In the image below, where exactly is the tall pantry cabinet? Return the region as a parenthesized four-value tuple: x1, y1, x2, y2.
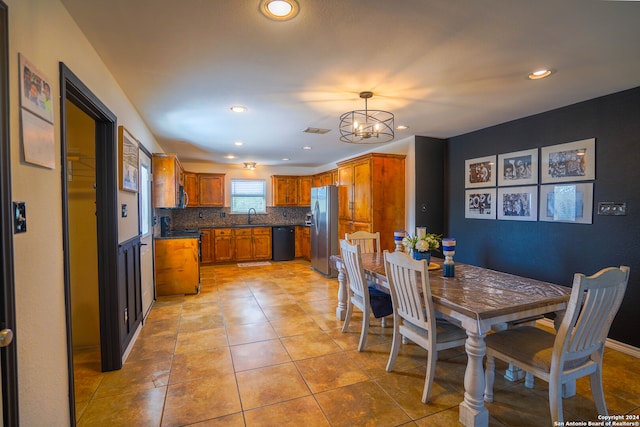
(337, 153, 405, 252)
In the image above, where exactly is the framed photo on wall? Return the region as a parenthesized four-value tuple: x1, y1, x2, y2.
(497, 186, 538, 221)
(541, 138, 595, 183)
(498, 148, 538, 186)
(465, 155, 496, 188)
(465, 189, 496, 219)
(539, 183, 593, 224)
(119, 126, 139, 192)
(19, 53, 54, 124)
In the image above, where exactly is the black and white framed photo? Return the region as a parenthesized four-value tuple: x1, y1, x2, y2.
(465, 189, 496, 219)
(497, 186, 538, 221)
(498, 148, 538, 186)
(465, 155, 496, 188)
(539, 183, 594, 224)
(541, 138, 595, 183)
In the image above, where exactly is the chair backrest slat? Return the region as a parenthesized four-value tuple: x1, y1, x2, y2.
(345, 231, 381, 254)
(340, 239, 367, 299)
(555, 266, 629, 363)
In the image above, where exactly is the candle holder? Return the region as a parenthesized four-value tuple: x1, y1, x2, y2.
(394, 230, 406, 252)
(442, 238, 456, 277)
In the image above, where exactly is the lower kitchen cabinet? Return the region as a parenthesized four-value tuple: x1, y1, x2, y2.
(154, 237, 200, 295)
(214, 228, 234, 262)
(200, 228, 213, 263)
(295, 226, 311, 260)
(234, 228, 253, 261)
(253, 227, 272, 260)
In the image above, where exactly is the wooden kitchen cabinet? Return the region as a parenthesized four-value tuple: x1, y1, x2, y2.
(198, 173, 225, 207)
(295, 226, 310, 260)
(234, 228, 253, 261)
(200, 228, 213, 263)
(252, 227, 272, 260)
(154, 237, 200, 295)
(298, 176, 312, 206)
(152, 153, 184, 208)
(337, 153, 405, 252)
(213, 228, 234, 262)
(272, 175, 299, 206)
(184, 172, 199, 207)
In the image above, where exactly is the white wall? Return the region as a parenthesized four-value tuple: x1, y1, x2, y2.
(7, 0, 163, 424)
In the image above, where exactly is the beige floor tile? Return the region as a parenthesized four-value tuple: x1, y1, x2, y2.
(169, 347, 234, 384)
(162, 374, 241, 427)
(295, 352, 370, 393)
(226, 321, 278, 346)
(188, 412, 245, 426)
(236, 362, 311, 410)
(179, 311, 225, 332)
(270, 316, 323, 337)
(280, 330, 343, 360)
(230, 339, 291, 371)
(175, 327, 228, 354)
(94, 358, 171, 398)
(125, 334, 177, 364)
(315, 380, 411, 427)
(78, 387, 166, 427)
(244, 396, 330, 426)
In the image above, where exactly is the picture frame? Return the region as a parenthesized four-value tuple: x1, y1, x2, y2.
(498, 148, 538, 186)
(465, 188, 496, 219)
(465, 155, 496, 188)
(119, 126, 139, 192)
(22, 108, 55, 169)
(541, 138, 595, 183)
(539, 183, 594, 224)
(19, 53, 54, 124)
(497, 186, 538, 221)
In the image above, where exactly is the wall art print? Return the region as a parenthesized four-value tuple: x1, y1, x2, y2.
(20, 53, 54, 124)
(465, 155, 496, 188)
(498, 148, 538, 186)
(465, 189, 496, 219)
(119, 126, 139, 192)
(541, 138, 595, 183)
(497, 186, 538, 221)
(539, 183, 593, 224)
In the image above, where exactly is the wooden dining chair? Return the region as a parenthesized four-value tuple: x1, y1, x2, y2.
(340, 239, 393, 351)
(484, 266, 630, 424)
(383, 250, 467, 403)
(345, 231, 381, 254)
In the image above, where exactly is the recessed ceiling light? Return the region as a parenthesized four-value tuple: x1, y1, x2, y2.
(234, 141, 244, 146)
(396, 125, 409, 130)
(528, 68, 555, 80)
(230, 105, 247, 113)
(282, 157, 290, 161)
(302, 146, 312, 150)
(260, 0, 299, 21)
(224, 155, 236, 159)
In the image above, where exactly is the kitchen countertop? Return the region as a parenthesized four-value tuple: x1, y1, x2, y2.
(155, 224, 307, 239)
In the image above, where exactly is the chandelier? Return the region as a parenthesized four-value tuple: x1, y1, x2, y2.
(339, 91, 394, 144)
(243, 162, 256, 170)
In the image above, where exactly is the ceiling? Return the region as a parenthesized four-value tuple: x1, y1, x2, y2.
(60, 0, 640, 168)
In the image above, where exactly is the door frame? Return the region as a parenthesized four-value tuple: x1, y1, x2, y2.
(59, 64, 120, 424)
(0, 1, 19, 425)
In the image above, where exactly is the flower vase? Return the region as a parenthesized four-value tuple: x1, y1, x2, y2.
(411, 250, 431, 264)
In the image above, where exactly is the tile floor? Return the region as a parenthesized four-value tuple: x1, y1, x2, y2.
(74, 260, 640, 426)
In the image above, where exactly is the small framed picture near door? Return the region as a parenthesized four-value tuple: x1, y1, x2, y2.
(465, 155, 496, 188)
(119, 126, 139, 192)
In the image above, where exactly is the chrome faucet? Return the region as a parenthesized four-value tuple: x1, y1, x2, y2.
(247, 208, 257, 224)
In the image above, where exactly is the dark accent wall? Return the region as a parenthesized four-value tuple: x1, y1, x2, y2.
(445, 86, 640, 348)
(414, 136, 446, 241)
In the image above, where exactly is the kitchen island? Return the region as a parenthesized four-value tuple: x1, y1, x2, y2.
(154, 232, 200, 296)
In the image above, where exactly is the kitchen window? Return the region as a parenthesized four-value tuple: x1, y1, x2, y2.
(230, 179, 266, 213)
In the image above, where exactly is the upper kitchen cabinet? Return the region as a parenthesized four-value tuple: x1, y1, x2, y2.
(272, 175, 299, 206)
(337, 153, 405, 252)
(152, 154, 184, 208)
(198, 173, 225, 207)
(184, 172, 199, 207)
(298, 176, 312, 206)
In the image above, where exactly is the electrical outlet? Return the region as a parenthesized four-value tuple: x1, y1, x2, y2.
(597, 202, 626, 216)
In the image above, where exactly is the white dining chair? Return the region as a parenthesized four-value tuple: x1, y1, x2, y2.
(383, 250, 467, 403)
(484, 266, 630, 424)
(345, 231, 381, 254)
(340, 239, 393, 351)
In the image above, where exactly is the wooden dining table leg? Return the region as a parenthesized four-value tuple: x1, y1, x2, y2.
(335, 263, 347, 320)
(459, 330, 489, 427)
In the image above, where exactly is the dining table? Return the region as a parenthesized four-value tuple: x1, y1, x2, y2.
(330, 252, 572, 427)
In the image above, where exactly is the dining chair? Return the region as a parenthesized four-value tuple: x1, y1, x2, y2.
(340, 239, 393, 351)
(345, 230, 381, 254)
(383, 250, 467, 403)
(484, 266, 630, 423)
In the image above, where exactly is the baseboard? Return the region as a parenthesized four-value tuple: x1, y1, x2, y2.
(537, 318, 640, 358)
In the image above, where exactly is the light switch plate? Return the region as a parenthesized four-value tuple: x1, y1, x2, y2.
(597, 202, 626, 216)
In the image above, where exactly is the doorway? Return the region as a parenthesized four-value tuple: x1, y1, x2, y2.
(60, 64, 120, 425)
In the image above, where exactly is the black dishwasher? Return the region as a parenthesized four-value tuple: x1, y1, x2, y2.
(272, 226, 295, 261)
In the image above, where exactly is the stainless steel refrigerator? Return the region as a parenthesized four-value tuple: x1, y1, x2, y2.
(310, 185, 338, 276)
